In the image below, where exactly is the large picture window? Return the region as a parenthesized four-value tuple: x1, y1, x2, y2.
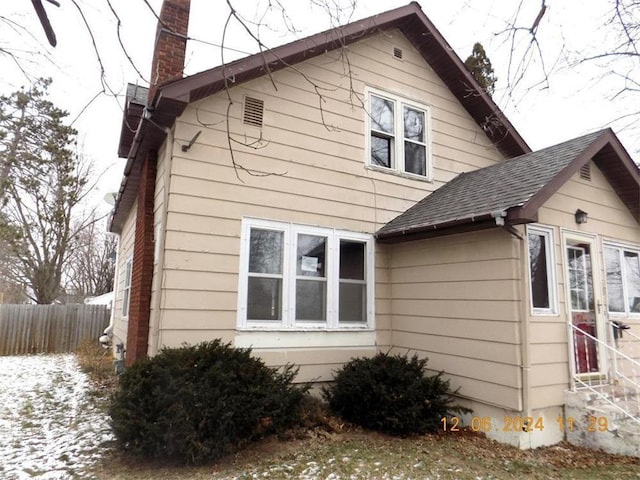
(527, 226, 557, 314)
(367, 88, 431, 178)
(605, 244, 640, 316)
(238, 219, 374, 329)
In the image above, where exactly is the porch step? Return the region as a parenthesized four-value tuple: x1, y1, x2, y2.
(565, 389, 640, 457)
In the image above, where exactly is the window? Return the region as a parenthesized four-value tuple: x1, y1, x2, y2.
(527, 226, 557, 314)
(605, 244, 640, 315)
(238, 219, 374, 329)
(567, 246, 591, 311)
(367, 88, 431, 178)
(122, 257, 133, 317)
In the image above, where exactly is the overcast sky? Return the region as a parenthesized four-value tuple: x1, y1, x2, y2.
(1, 0, 637, 212)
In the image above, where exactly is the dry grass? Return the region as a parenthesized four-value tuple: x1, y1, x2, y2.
(89, 429, 640, 479)
(75, 338, 118, 400)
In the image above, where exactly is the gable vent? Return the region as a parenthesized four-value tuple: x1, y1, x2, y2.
(243, 96, 264, 128)
(393, 47, 403, 59)
(580, 163, 591, 181)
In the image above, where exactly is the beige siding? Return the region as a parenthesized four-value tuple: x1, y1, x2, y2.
(153, 29, 506, 381)
(387, 229, 523, 410)
(112, 199, 137, 349)
(148, 142, 170, 355)
(528, 162, 640, 410)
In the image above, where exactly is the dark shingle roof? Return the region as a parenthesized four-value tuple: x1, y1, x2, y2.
(377, 129, 639, 242)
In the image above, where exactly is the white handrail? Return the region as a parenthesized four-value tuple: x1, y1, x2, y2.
(569, 322, 640, 427)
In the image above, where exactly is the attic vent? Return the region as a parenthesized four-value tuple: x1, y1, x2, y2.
(393, 47, 403, 59)
(243, 96, 264, 127)
(580, 163, 591, 181)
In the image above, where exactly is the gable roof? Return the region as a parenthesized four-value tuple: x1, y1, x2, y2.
(376, 128, 640, 243)
(110, 1, 530, 233)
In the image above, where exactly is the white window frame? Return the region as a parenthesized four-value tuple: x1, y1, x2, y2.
(603, 241, 640, 318)
(364, 87, 432, 180)
(526, 225, 558, 315)
(121, 256, 133, 317)
(237, 218, 375, 330)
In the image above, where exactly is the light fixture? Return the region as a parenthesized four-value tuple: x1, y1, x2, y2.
(575, 209, 588, 224)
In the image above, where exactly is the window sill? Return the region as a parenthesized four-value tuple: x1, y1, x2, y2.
(531, 309, 559, 317)
(234, 329, 376, 349)
(365, 164, 433, 183)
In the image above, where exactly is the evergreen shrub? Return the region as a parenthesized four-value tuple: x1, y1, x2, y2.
(323, 352, 470, 436)
(109, 340, 308, 464)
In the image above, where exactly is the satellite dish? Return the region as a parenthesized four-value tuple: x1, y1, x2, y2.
(103, 192, 117, 206)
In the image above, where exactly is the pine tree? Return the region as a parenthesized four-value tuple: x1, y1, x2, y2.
(0, 79, 94, 303)
(464, 42, 498, 96)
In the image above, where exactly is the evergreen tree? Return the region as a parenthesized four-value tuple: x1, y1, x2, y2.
(465, 42, 498, 96)
(0, 78, 94, 304)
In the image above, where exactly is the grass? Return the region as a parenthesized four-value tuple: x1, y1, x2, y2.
(87, 430, 640, 479)
(77, 346, 640, 479)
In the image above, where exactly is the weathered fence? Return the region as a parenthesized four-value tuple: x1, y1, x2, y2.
(0, 304, 110, 356)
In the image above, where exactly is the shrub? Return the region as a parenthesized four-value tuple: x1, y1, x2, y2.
(109, 340, 308, 464)
(323, 352, 470, 436)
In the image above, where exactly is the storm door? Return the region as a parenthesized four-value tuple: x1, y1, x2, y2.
(564, 234, 607, 379)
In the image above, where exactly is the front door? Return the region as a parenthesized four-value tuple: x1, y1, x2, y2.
(564, 233, 606, 379)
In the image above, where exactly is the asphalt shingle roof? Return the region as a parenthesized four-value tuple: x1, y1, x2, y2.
(377, 130, 607, 238)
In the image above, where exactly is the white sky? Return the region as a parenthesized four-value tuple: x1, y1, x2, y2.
(1, 0, 637, 212)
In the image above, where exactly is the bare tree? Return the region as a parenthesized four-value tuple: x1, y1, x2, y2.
(0, 78, 99, 304)
(63, 218, 117, 303)
(496, 1, 639, 128)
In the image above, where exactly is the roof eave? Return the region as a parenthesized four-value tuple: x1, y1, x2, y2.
(110, 2, 531, 233)
(517, 129, 640, 223)
(155, 2, 529, 157)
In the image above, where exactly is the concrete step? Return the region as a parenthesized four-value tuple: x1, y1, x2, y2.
(565, 388, 640, 457)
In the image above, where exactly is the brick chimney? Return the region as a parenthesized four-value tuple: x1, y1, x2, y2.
(125, 0, 190, 366)
(148, 0, 191, 103)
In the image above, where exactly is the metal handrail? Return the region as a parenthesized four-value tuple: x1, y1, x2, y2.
(569, 322, 640, 427)
(610, 320, 640, 342)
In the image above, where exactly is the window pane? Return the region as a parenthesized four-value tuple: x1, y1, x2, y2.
(297, 234, 326, 277)
(339, 283, 366, 322)
(296, 279, 326, 321)
(404, 142, 426, 176)
(528, 233, 550, 309)
(247, 277, 282, 320)
(249, 229, 283, 274)
(371, 135, 392, 168)
(404, 106, 424, 142)
(605, 247, 624, 313)
(371, 95, 394, 133)
(340, 240, 365, 280)
(624, 251, 640, 313)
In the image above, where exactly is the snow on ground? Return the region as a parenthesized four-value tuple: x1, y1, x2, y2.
(0, 354, 114, 480)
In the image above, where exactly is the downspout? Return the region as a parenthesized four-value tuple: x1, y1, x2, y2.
(99, 232, 120, 343)
(496, 211, 532, 444)
(515, 225, 532, 445)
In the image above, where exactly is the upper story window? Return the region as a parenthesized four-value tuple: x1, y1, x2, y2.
(604, 243, 640, 316)
(366, 88, 431, 179)
(238, 218, 375, 330)
(527, 225, 557, 315)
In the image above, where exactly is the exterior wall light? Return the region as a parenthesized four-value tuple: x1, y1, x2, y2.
(575, 209, 588, 224)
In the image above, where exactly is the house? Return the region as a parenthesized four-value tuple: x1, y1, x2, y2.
(108, 0, 640, 453)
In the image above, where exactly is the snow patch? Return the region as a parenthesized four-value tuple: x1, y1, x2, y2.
(0, 354, 114, 480)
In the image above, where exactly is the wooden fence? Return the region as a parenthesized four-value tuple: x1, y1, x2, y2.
(0, 304, 110, 356)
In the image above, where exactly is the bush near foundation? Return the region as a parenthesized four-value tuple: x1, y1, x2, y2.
(109, 340, 308, 464)
(323, 352, 470, 436)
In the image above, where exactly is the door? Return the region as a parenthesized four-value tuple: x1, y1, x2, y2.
(564, 234, 606, 378)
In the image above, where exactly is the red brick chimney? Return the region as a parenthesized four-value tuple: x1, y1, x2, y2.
(148, 0, 191, 103)
(125, 0, 190, 366)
